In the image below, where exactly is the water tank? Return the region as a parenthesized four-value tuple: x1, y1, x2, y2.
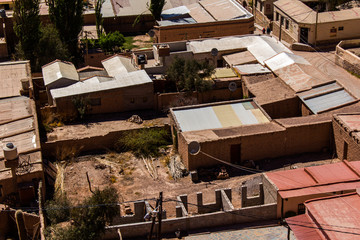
(3, 143, 18, 161)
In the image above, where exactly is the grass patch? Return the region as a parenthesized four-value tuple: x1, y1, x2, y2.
(123, 36, 138, 50)
(347, 69, 360, 79)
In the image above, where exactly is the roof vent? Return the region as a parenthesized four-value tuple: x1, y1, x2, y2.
(3, 142, 18, 161)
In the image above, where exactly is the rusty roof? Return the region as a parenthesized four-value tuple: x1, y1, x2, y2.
(0, 61, 30, 99)
(265, 160, 360, 198)
(288, 191, 360, 240)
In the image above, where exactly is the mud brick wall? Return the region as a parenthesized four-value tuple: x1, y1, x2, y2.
(333, 117, 360, 161)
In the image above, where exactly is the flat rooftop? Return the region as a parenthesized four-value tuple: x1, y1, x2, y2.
(171, 99, 271, 132)
(334, 113, 360, 140)
(0, 61, 30, 99)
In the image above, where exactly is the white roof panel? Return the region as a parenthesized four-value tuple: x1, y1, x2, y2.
(264, 52, 311, 71)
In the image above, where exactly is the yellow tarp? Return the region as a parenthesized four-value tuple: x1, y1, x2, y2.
(212, 105, 242, 128)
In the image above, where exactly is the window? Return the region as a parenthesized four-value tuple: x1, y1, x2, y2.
(285, 20, 289, 29)
(266, 4, 271, 12)
(0, 185, 3, 197)
(276, 12, 279, 21)
(338, 26, 344, 31)
(330, 27, 337, 33)
(89, 98, 101, 106)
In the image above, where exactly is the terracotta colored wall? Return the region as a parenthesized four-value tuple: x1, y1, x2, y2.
(333, 118, 360, 161)
(156, 18, 254, 43)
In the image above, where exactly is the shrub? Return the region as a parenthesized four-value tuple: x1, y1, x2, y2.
(98, 31, 125, 53)
(115, 128, 172, 158)
(45, 194, 70, 224)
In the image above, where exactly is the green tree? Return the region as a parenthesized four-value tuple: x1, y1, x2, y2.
(35, 25, 70, 71)
(166, 56, 215, 92)
(46, 187, 119, 240)
(48, 0, 84, 62)
(95, 0, 105, 37)
(149, 0, 166, 20)
(13, 0, 41, 69)
(98, 31, 125, 53)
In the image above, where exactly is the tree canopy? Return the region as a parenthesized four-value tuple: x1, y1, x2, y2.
(13, 0, 41, 69)
(48, 0, 84, 62)
(149, 0, 166, 20)
(166, 56, 215, 92)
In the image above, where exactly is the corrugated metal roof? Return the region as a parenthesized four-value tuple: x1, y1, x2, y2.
(188, 35, 292, 65)
(172, 100, 270, 132)
(199, 0, 251, 21)
(286, 214, 323, 240)
(266, 160, 360, 198)
(0, 61, 30, 99)
(157, 17, 197, 26)
(302, 193, 360, 240)
(187, 2, 215, 23)
(223, 51, 257, 66)
(50, 70, 153, 99)
(234, 64, 271, 75)
(161, 6, 190, 19)
(42, 61, 79, 87)
(102, 55, 137, 76)
(298, 82, 356, 114)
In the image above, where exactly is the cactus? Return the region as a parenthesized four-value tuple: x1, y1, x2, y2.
(15, 210, 27, 240)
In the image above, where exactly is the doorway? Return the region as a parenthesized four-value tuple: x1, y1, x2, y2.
(343, 141, 348, 160)
(230, 144, 241, 164)
(300, 28, 309, 43)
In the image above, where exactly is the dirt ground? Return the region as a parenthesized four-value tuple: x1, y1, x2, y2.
(61, 151, 338, 218)
(133, 35, 153, 50)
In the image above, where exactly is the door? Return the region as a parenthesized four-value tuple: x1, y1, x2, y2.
(343, 141, 348, 160)
(300, 28, 309, 43)
(230, 144, 241, 164)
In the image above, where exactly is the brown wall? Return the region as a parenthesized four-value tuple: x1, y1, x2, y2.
(335, 40, 360, 76)
(155, 18, 254, 43)
(333, 118, 360, 161)
(261, 97, 300, 119)
(178, 118, 333, 170)
(103, 15, 155, 34)
(54, 82, 154, 118)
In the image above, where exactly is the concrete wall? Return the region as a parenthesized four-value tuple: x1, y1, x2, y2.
(333, 117, 360, 161)
(335, 39, 360, 76)
(155, 18, 254, 43)
(261, 174, 277, 204)
(104, 203, 277, 239)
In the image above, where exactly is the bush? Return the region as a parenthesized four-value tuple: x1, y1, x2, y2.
(115, 128, 172, 158)
(99, 31, 125, 53)
(45, 194, 70, 224)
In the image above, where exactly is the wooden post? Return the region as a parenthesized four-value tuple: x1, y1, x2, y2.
(157, 192, 163, 240)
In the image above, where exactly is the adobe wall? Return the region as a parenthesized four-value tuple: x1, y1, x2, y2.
(272, 21, 297, 45)
(155, 18, 254, 43)
(254, 8, 271, 28)
(179, 117, 332, 170)
(261, 97, 300, 119)
(103, 15, 155, 34)
(261, 175, 277, 205)
(103, 203, 277, 239)
(54, 82, 154, 117)
(42, 126, 169, 159)
(335, 40, 360, 76)
(333, 117, 360, 161)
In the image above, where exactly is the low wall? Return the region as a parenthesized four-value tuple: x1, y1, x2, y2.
(103, 203, 277, 239)
(42, 125, 169, 159)
(335, 39, 360, 76)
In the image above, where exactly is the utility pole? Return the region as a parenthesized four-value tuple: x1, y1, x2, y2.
(148, 197, 160, 240)
(157, 192, 163, 240)
(315, 7, 318, 47)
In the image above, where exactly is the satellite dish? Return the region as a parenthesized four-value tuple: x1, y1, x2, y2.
(148, 29, 155, 38)
(188, 141, 201, 155)
(211, 48, 218, 57)
(228, 82, 237, 92)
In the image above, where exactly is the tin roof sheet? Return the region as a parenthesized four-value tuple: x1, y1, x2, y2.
(223, 51, 257, 66)
(266, 160, 360, 198)
(172, 100, 270, 132)
(187, 2, 215, 22)
(42, 61, 79, 87)
(304, 193, 360, 240)
(199, 0, 251, 21)
(286, 214, 322, 240)
(50, 70, 152, 99)
(188, 35, 292, 65)
(157, 17, 197, 26)
(234, 64, 271, 75)
(0, 61, 30, 99)
(298, 82, 356, 114)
